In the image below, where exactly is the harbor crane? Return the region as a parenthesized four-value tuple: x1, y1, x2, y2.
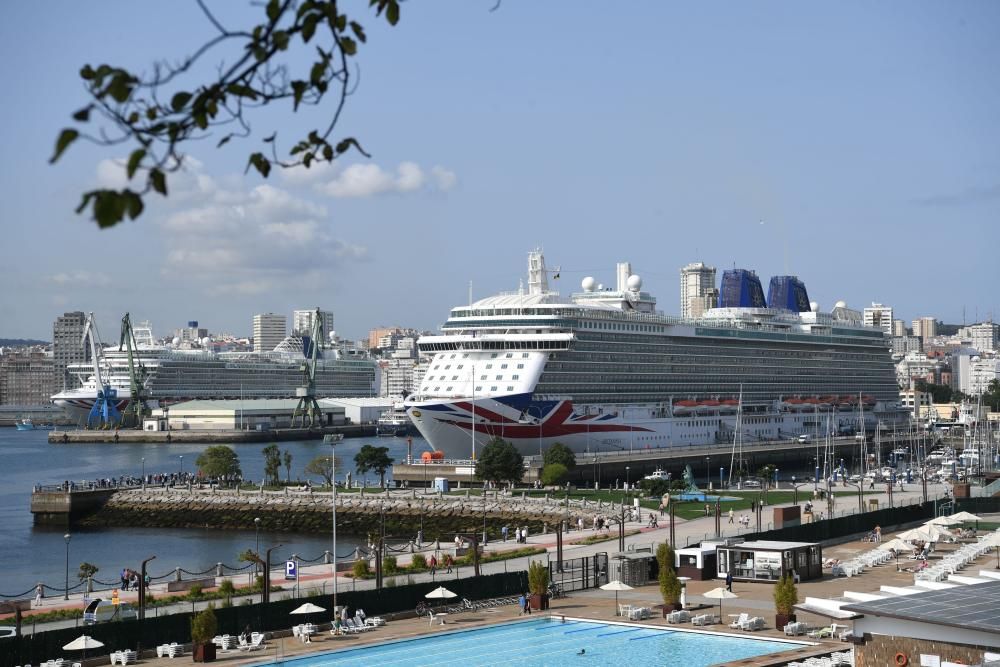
(117, 312, 150, 428)
(82, 312, 121, 429)
(291, 308, 324, 427)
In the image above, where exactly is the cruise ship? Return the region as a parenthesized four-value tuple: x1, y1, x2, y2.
(403, 251, 907, 459)
(52, 328, 379, 421)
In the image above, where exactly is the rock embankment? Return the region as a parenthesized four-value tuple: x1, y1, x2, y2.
(83, 487, 617, 539)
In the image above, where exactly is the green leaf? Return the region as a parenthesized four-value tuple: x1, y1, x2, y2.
(303, 152, 313, 168)
(94, 191, 127, 228)
(127, 111, 140, 124)
(217, 134, 233, 148)
(340, 36, 357, 56)
(266, 0, 280, 23)
(72, 105, 93, 122)
(50, 129, 79, 163)
(291, 80, 308, 111)
(226, 83, 258, 100)
(124, 190, 144, 220)
(310, 62, 326, 85)
(273, 30, 289, 50)
(149, 169, 167, 196)
(302, 15, 318, 42)
(171, 92, 192, 111)
(322, 144, 333, 161)
(75, 192, 95, 214)
(247, 153, 271, 178)
(349, 21, 367, 43)
(126, 149, 146, 179)
(145, 107, 157, 120)
(106, 74, 134, 103)
(386, 0, 399, 26)
(79, 65, 96, 80)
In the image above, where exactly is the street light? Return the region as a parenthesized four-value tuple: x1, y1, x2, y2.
(625, 466, 631, 490)
(63, 533, 71, 600)
(264, 543, 283, 605)
(179, 455, 184, 478)
(254, 517, 261, 580)
(139, 555, 156, 621)
(331, 440, 338, 616)
(140, 457, 145, 484)
(705, 457, 711, 489)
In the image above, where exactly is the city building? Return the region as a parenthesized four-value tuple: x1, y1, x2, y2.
(912, 316, 937, 340)
(962, 355, 1000, 396)
(898, 388, 932, 419)
(380, 358, 419, 399)
(0, 349, 54, 406)
(891, 319, 906, 337)
(894, 352, 945, 388)
(891, 335, 922, 356)
(679, 262, 717, 318)
(173, 321, 208, 344)
(293, 309, 335, 337)
(959, 321, 1000, 353)
(252, 313, 286, 353)
(52, 311, 89, 391)
(863, 302, 894, 335)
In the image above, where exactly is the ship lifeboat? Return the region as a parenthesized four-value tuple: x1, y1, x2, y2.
(673, 400, 698, 415)
(862, 394, 877, 406)
(720, 398, 739, 413)
(819, 395, 838, 408)
(803, 397, 822, 410)
(785, 398, 807, 411)
(699, 399, 721, 413)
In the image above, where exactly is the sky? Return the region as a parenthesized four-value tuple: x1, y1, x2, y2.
(1, 1, 998, 341)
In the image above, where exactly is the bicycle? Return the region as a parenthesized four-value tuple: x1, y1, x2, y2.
(415, 601, 429, 616)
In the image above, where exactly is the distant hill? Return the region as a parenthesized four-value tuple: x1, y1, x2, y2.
(937, 324, 961, 336)
(0, 338, 49, 347)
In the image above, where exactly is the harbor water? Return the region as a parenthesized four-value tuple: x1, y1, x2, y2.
(0, 428, 432, 598)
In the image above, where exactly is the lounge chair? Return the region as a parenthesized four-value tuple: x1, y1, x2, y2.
(364, 616, 386, 627)
(692, 613, 719, 626)
(783, 621, 809, 636)
(238, 634, 265, 651)
(807, 625, 835, 639)
(739, 616, 764, 631)
(666, 610, 690, 623)
(729, 613, 749, 629)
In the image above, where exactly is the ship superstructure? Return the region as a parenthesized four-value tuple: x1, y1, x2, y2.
(52, 325, 378, 420)
(404, 251, 906, 458)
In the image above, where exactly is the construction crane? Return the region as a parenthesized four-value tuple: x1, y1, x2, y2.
(117, 312, 150, 428)
(292, 308, 323, 427)
(82, 312, 121, 429)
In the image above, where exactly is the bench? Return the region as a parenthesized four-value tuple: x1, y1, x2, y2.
(166, 577, 215, 593)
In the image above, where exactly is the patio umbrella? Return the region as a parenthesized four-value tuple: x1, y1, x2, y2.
(63, 634, 104, 659)
(897, 527, 935, 543)
(425, 586, 457, 599)
(703, 587, 739, 619)
(599, 580, 633, 614)
(290, 602, 326, 615)
(925, 516, 960, 526)
(880, 538, 915, 553)
(948, 511, 982, 522)
(923, 524, 954, 541)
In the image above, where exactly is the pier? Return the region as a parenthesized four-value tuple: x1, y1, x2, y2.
(47, 423, 376, 444)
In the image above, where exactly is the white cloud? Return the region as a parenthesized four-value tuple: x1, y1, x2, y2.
(49, 271, 112, 287)
(317, 161, 457, 198)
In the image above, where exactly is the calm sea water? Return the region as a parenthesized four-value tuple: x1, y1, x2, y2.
(0, 428, 432, 597)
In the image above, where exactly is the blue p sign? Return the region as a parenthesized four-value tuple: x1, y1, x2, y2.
(285, 560, 297, 580)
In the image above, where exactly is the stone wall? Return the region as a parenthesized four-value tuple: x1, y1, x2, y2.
(83, 487, 615, 540)
(855, 633, 991, 667)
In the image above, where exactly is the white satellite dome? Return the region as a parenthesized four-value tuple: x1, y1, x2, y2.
(581, 276, 596, 292)
(626, 274, 642, 291)
(201, 336, 211, 346)
(834, 300, 847, 309)
(809, 301, 819, 313)
(171, 336, 181, 346)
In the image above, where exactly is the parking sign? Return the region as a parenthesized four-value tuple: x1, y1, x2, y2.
(285, 560, 297, 581)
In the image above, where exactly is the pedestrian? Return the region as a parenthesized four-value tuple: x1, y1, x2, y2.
(704, 503, 710, 516)
(522, 525, 529, 543)
(728, 508, 734, 524)
(577, 517, 584, 532)
(444, 554, 453, 574)
(35, 583, 43, 607)
(725, 571, 733, 592)
(429, 555, 437, 575)
(874, 525, 881, 543)
(869, 478, 875, 490)
(518, 593, 526, 615)
(524, 593, 532, 615)
(502, 525, 509, 542)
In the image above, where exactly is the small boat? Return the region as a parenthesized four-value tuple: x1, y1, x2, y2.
(673, 400, 699, 415)
(643, 469, 671, 481)
(323, 433, 345, 444)
(15, 418, 35, 431)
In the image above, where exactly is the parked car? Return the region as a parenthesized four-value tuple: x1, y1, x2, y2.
(0, 626, 15, 639)
(742, 479, 762, 489)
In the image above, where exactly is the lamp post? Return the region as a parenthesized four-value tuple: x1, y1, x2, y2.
(482, 482, 488, 544)
(705, 457, 711, 489)
(139, 555, 156, 621)
(331, 439, 338, 617)
(140, 457, 145, 484)
(625, 466, 630, 491)
(254, 517, 261, 579)
(844, 481, 864, 514)
(264, 544, 283, 605)
(63, 533, 71, 600)
(179, 455, 184, 478)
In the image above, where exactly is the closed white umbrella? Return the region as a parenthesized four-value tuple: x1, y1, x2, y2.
(703, 586, 739, 618)
(599, 579, 634, 614)
(425, 586, 457, 599)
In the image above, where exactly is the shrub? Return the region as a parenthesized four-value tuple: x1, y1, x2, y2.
(187, 583, 204, 599)
(190, 605, 218, 644)
(540, 463, 568, 486)
(382, 555, 398, 575)
(773, 574, 799, 615)
(410, 554, 427, 570)
(657, 543, 681, 605)
(352, 559, 371, 578)
(527, 560, 549, 596)
(218, 579, 236, 597)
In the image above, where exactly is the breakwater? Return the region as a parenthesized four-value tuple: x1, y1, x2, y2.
(48, 424, 376, 444)
(81, 487, 614, 540)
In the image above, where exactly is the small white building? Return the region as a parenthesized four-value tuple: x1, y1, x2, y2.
(150, 399, 345, 431)
(320, 397, 393, 424)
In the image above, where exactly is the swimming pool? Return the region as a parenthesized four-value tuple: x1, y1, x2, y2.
(266, 618, 805, 667)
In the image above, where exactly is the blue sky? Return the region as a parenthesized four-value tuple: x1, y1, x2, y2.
(1, 1, 998, 340)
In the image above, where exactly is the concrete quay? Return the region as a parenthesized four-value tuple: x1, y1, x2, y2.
(47, 424, 375, 444)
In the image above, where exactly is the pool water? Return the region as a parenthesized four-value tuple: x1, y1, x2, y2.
(267, 618, 804, 667)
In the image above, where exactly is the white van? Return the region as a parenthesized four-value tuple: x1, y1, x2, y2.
(83, 598, 137, 625)
(797, 434, 810, 443)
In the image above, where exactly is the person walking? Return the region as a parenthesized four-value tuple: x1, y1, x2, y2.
(502, 525, 509, 542)
(429, 555, 437, 576)
(728, 508, 735, 524)
(35, 583, 43, 607)
(518, 593, 526, 615)
(444, 554, 453, 574)
(725, 571, 733, 592)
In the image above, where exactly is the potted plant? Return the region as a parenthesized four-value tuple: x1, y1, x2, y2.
(657, 543, 682, 615)
(190, 604, 218, 662)
(773, 574, 799, 630)
(527, 561, 550, 610)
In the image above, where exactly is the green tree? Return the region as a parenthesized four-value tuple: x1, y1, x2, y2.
(656, 543, 681, 607)
(474, 437, 524, 487)
(773, 574, 799, 616)
(283, 449, 293, 482)
(77, 562, 99, 582)
(983, 379, 1000, 412)
(354, 444, 393, 487)
(540, 463, 568, 486)
(195, 445, 242, 480)
(51, 0, 403, 229)
(190, 605, 218, 645)
(527, 560, 549, 596)
(262, 443, 281, 486)
(304, 454, 339, 487)
(543, 442, 576, 470)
